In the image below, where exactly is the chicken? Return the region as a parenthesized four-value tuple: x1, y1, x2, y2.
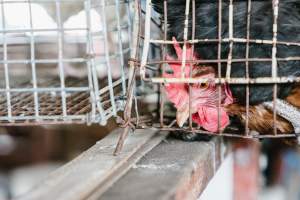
(164, 38, 233, 132)
(153, 0, 300, 134)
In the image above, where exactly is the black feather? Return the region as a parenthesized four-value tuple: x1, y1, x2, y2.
(152, 0, 300, 105)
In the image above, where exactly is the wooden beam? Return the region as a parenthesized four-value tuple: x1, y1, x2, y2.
(18, 128, 166, 200)
(99, 137, 229, 200)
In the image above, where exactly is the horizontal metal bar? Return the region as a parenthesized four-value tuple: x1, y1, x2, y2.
(149, 37, 300, 47)
(0, 114, 89, 121)
(94, 48, 131, 62)
(0, 58, 87, 64)
(0, 26, 126, 45)
(149, 76, 300, 84)
(147, 56, 300, 66)
(0, 0, 86, 3)
(0, 120, 87, 126)
(91, 25, 130, 36)
(135, 127, 296, 139)
(0, 35, 89, 45)
(0, 87, 90, 93)
(99, 77, 125, 94)
(0, 105, 124, 124)
(0, 48, 129, 64)
(0, 28, 87, 34)
(0, 26, 127, 35)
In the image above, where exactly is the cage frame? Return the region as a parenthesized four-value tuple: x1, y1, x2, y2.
(114, 0, 300, 153)
(0, 0, 134, 126)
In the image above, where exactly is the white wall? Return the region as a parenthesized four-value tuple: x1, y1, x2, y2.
(198, 153, 233, 200)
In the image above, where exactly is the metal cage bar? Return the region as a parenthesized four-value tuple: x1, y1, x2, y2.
(120, 0, 300, 142)
(55, 0, 67, 117)
(28, 2, 40, 120)
(271, 0, 279, 135)
(1, 2, 12, 122)
(0, 0, 133, 125)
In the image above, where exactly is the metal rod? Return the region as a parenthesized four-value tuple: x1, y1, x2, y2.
(85, 0, 96, 123)
(188, 0, 196, 129)
(114, 0, 127, 96)
(114, 0, 140, 154)
(1, 1, 12, 121)
(100, 0, 117, 116)
(133, 127, 297, 139)
(150, 76, 300, 84)
(86, 0, 107, 125)
(245, 0, 252, 135)
(149, 38, 300, 47)
(217, 0, 222, 133)
(226, 0, 233, 79)
(272, 0, 279, 135)
(55, 0, 67, 117)
(159, 0, 168, 127)
(28, 0, 40, 120)
(147, 56, 300, 65)
(140, 0, 152, 79)
(180, 0, 191, 78)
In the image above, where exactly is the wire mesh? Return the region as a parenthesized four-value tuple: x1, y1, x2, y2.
(121, 0, 300, 139)
(0, 0, 133, 125)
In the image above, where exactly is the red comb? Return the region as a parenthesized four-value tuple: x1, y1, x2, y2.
(163, 38, 233, 132)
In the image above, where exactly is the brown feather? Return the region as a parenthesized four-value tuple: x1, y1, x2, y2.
(225, 85, 300, 135)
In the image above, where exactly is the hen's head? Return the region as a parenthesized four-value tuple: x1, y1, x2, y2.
(164, 38, 233, 132)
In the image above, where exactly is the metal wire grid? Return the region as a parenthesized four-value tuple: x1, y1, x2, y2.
(115, 0, 300, 144)
(0, 0, 133, 125)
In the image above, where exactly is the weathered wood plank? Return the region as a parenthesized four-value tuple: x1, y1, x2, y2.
(18, 128, 166, 200)
(99, 137, 229, 200)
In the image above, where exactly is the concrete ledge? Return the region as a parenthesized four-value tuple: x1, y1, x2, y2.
(100, 136, 229, 200)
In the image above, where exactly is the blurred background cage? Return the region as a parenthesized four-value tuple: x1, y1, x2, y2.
(0, 0, 134, 125)
(115, 0, 300, 150)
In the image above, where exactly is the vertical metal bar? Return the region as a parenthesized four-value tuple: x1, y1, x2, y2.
(226, 0, 233, 79)
(28, 0, 39, 119)
(159, 0, 167, 127)
(140, 0, 151, 80)
(217, 0, 222, 133)
(188, 0, 195, 129)
(100, 0, 117, 116)
(85, 0, 106, 124)
(114, 0, 126, 96)
(114, 0, 140, 155)
(127, 0, 140, 89)
(245, 0, 252, 135)
(84, 0, 96, 123)
(55, 0, 67, 118)
(0, 1, 12, 121)
(181, 0, 191, 78)
(272, 0, 279, 135)
(126, 0, 133, 52)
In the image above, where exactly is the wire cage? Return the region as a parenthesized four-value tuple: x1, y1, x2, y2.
(2, 0, 300, 154)
(114, 0, 300, 152)
(0, 0, 134, 125)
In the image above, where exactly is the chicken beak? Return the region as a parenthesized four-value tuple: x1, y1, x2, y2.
(176, 104, 190, 127)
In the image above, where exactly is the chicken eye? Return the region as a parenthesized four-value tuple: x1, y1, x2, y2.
(199, 82, 208, 89)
